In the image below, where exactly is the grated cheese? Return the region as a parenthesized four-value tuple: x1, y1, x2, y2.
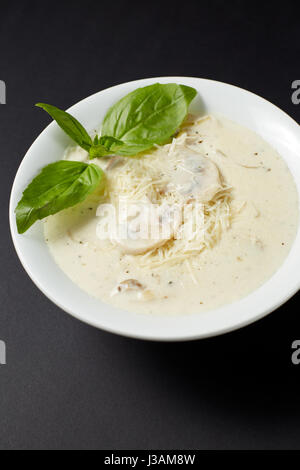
(101, 116, 234, 269)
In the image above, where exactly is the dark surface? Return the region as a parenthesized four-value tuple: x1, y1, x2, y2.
(0, 0, 299, 450)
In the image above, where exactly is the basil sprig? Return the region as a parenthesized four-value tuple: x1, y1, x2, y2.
(16, 83, 197, 233)
(36, 84, 197, 159)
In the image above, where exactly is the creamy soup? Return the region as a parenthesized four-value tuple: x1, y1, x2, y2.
(44, 114, 299, 315)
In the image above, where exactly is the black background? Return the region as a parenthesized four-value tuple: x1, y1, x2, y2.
(0, 0, 300, 450)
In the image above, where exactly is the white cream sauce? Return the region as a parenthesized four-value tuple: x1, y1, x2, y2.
(44, 115, 299, 315)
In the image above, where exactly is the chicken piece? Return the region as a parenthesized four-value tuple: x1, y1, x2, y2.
(169, 147, 222, 202)
(113, 202, 182, 255)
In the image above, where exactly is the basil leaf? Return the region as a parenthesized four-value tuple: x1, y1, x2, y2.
(89, 136, 125, 159)
(15, 161, 105, 234)
(36, 103, 93, 152)
(101, 83, 197, 156)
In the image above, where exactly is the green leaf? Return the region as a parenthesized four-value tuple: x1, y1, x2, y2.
(101, 83, 197, 156)
(89, 136, 125, 159)
(36, 103, 93, 152)
(15, 161, 105, 234)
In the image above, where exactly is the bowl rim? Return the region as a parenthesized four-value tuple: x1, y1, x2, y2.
(9, 76, 300, 342)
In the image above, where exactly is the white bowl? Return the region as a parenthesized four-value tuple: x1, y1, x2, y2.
(9, 77, 300, 341)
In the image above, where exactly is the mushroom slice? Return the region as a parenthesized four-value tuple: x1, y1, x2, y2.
(111, 279, 155, 301)
(116, 279, 145, 293)
(170, 147, 222, 203)
(106, 156, 124, 171)
(113, 202, 182, 255)
(111, 279, 144, 297)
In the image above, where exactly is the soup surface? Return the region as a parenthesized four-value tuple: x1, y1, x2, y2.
(44, 114, 299, 315)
